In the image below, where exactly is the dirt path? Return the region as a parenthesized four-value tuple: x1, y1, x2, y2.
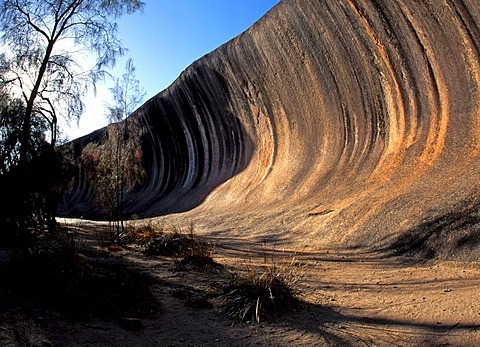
(1, 220, 479, 346)
(211, 238, 480, 346)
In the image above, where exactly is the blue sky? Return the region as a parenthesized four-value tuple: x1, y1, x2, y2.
(68, 0, 280, 139)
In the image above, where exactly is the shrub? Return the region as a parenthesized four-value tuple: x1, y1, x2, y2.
(145, 232, 191, 256)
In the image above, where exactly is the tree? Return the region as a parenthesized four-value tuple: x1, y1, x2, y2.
(0, 0, 145, 168)
(0, 62, 48, 174)
(0, 0, 144, 255)
(81, 58, 146, 241)
(106, 58, 145, 124)
(0, 56, 53, 250)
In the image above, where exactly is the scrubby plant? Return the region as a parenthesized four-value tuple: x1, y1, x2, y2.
(1, 144, 76, 258)
(177, 223, 217, 268)
(147, 223, 216, 262)
(81, 115, 145, 243)
(60, 261, 159, 318)
(221, 248, 303, 323)
(0, 220, 159, 319)
(122, 219, 164, 246)
(39, 222, 85, 262)
(124, 221, 217, 268)
(145, 231, 192, 257)
(81, 59, 146, 242)
(6, 219, 83, 263)
(2, 224, 85, 297)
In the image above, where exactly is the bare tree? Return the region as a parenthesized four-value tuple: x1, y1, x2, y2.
(0, 0, 145, 168)
(107, 58, 145, 123)
(82, 58, 146, 241)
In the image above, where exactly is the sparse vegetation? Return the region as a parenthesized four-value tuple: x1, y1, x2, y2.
(0, 223, 159, 319)
(125, 221, 217, 268)
(0, 140, 76, 257)
(81, 59, 146, 242)
(81, 117, 146, 242)
(221, 248, 303, 323)
(122, 219, 164, 246)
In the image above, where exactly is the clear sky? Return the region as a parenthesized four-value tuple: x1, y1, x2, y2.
(68, 0, 281, 139)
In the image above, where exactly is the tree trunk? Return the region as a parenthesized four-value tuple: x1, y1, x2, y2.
(19, 41, 55, 168)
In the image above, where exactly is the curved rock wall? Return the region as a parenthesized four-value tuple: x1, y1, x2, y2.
(63, 0, 480, 258)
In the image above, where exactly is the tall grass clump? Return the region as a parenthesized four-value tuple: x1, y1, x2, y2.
(222, 248, 303, 323)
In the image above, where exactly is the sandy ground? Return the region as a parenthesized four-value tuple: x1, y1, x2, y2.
(1, 220, 479, 346)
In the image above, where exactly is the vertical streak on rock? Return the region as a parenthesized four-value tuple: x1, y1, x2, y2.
(401, 5, 449, 168)
(346, 0, 407, 183)
(447, 0, 480, 156)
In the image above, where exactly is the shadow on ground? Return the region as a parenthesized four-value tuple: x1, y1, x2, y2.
(383, 198, 480, 261)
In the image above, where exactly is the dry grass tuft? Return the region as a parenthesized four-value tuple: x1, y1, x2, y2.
(221, 248, 304, 323)
(124, 221, 217, 268)
(122, 220, 164, 246)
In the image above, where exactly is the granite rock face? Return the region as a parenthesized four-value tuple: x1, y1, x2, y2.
(63, 0, 480, 259)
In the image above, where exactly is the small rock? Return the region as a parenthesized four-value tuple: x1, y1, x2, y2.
(185, 297, 213, 310)
(120, 317, 143, 331)
(172, 289, 192, 300)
